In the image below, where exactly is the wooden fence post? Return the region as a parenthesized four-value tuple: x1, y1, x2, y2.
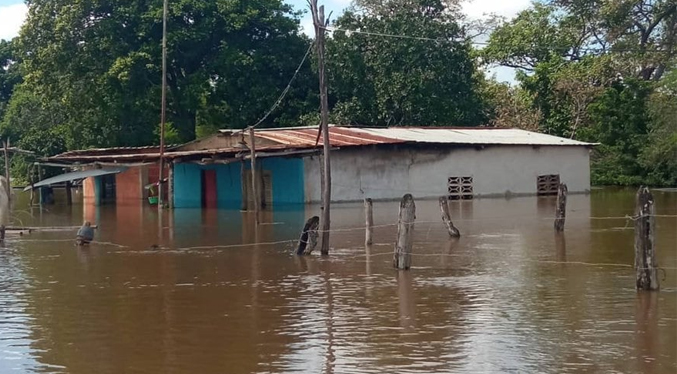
(554, 183, 568, 231)
(393, 194, 415, 270)
(364, 198, 373, 246)
(635, 186, 659, 291)
(65, 181, 73, 205)
(439, 197, 460, 237)
(297, 216, 320, 255)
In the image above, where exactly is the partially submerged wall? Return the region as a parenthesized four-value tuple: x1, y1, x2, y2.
(172, 158, 305, 209)
(303, 145, 591, 203)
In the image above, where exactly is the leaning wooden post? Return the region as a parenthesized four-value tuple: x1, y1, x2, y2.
(393, 194, 415, 270)
(439, 197, 460, 237)
(248, 127, 259, 225)
(296, 216, 320, 255)
(3, 139, 10, 201)
(364, 198, 373, 246)
(554, 183, 568, 231)
(635, 186, 659, 291)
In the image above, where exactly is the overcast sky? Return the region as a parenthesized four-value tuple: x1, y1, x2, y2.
(0, 0, 531, 81)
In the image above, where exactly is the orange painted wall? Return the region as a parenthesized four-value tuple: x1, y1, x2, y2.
(115, 167, 143, 202)
(83, 177, 96, 201)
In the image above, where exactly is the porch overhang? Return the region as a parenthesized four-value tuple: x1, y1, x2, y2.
(23, 167, 128, 191)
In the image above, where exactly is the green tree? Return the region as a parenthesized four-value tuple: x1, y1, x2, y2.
(484, 0, 676, 136)
(483, 0, 675, 186)
(580, 78, 653, 185)
(479, 78, 541, 131)
(17, 0, 316, 145)
(0, 39, 22, 120)
(0, 85, 69, 185)
(640, 69, 677, 186)
(326, 0, 486, 126)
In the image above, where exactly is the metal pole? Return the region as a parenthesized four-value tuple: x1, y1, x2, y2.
(158, 0, 168, 207)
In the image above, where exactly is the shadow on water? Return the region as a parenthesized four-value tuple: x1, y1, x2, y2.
(0, 189, 675, 373)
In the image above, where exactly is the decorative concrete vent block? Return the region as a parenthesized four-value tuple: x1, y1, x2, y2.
(448, 176, 473, 200)
(537, 174, 560, 195)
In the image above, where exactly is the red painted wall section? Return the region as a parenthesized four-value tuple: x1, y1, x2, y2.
(203, 170, 217, 208)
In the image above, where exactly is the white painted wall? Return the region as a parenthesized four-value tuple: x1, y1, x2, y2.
(303, 145, 591, 203)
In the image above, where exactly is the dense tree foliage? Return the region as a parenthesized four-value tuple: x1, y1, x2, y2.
(0, 40, 22, 120)
(484, 0, 676, 186)
(326, 0, 486, 126)
(9, 0, 316, 148)
(0, 0, 673, 187)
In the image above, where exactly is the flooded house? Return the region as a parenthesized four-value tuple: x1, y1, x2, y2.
(39, 145, 169, 206)
(40, 126, 595, 208)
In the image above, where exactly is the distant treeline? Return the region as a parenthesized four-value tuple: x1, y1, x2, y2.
(0, 0, 675, 186)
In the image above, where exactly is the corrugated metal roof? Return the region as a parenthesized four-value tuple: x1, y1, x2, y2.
(254, 127, 402, 147)
(346, 127, 593, 146)
(45, 126, 594, 164)
(55, 145, 180, 157)
(252, 126, 594, 147)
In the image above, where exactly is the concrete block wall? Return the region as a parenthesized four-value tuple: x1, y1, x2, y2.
(304, 145, 591, 202)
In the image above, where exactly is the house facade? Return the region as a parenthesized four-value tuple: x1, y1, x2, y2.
(167, 126, 593, 208)
(43, 126, 594, 208)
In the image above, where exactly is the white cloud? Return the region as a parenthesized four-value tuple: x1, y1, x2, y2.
(461, 0, 531, 20)
(0, 3, 28, 41)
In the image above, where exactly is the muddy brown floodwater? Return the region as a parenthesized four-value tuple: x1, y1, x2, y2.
(0, 188, 675, 373)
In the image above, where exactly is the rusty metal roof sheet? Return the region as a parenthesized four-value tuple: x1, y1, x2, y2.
(253, 126, 402, 147)
(248, 126, 594, 147)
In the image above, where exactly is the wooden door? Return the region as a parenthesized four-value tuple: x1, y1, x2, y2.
(202, 169, 218, 208)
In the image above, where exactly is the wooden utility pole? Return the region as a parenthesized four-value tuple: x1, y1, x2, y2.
(249, 127, 259, 225)
(158, 0, 168, 207)
(635, 187, 659, 291)
(3, 139, 10, 201)
(554, 183, 568, 231)
(311, 0, 332, 255)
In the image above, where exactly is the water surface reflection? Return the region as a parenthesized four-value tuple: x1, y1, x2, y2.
(0, 189, 674, 373)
